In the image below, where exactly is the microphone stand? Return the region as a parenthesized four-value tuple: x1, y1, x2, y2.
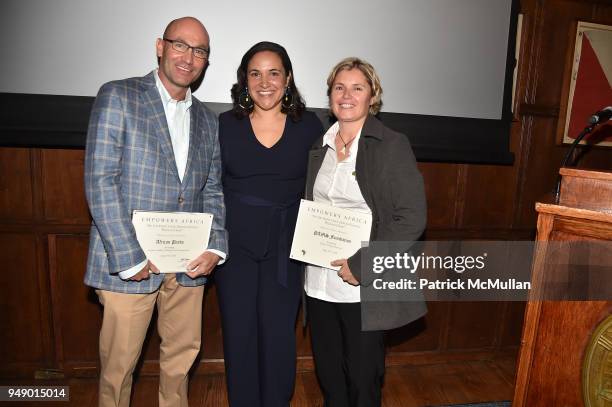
(553, 123, 596, 204)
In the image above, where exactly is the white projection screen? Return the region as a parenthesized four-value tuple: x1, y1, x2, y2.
(0, 0, 518, 163)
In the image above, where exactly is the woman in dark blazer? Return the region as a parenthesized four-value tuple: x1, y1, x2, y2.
(304, 57, 427, 407)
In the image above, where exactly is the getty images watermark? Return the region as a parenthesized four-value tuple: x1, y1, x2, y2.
(359, 241, 612, 302)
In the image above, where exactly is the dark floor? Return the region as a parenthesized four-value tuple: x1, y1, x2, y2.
(0, 357, 516, 406)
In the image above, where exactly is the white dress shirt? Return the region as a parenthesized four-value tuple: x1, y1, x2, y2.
(304, 122, 372, 303)
(119, 70, 225, 279)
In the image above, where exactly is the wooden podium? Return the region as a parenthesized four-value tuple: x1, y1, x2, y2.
(512, 168, 612, 406)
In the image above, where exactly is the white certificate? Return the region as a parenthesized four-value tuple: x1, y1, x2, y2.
(132, 210, 213, 273)
(290, 200, 372, 270)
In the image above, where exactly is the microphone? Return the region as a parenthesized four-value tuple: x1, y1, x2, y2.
(588, 106, 612, 125)
(553, 105, 611, 203)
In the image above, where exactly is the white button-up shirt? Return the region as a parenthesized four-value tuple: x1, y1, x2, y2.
(304, 122, 372, 303)
(155, 70, 191, 182)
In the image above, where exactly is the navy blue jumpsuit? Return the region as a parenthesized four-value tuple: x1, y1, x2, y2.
(216, 110, 323, 407)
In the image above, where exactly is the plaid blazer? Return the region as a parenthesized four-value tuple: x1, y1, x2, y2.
(84, 71, 228, 293)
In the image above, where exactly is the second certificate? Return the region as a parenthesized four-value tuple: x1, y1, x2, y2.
(290, 200, 372, 270)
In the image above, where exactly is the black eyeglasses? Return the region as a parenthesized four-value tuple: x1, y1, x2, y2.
(163, 38, 209, 60)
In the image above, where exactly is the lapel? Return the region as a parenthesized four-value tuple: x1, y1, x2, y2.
(140, 71, 180, 183)
(181, 101, 202, 191)
(355, 115, 384, 213)
(305, 140, 327, 201)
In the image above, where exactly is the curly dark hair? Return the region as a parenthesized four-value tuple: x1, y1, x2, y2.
(230, 41, 306, 121)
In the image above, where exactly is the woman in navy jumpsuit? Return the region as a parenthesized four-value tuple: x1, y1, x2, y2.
(216, 41, 323, 407)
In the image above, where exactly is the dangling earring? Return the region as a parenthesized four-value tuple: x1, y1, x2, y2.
(281, 87, 294, 109)
(238, 87, 253, 110)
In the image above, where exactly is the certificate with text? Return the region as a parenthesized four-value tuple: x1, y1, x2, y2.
(132, 210, 213, 273)
(290, 200, 372, 270)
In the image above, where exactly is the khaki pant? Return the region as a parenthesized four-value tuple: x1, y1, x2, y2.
(96, 274, 204, 407)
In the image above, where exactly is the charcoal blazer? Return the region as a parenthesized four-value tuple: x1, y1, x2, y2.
(84, 71, 228, 293)
(305, 115, 427, 330)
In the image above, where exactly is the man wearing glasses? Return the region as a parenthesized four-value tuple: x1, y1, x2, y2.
(84, 17, 227, 407)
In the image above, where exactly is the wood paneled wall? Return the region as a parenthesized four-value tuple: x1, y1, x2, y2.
(0, 147, 525, 379)
(1, 0, 611, 379)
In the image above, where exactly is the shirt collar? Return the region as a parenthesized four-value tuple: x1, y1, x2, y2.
(322, 121, 362, 161)
(154, 69, 192, 109)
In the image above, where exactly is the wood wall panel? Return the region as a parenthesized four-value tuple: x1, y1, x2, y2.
(387, 302, 446, 353)
(49, 234, 101, 366)
(418, 163, 461, 229)
(535, 1, 593, 105)
(446, 302, 504, 350)
(0, 148, 33, 221)
(517, 118, 564, 228)
(462, 163, 518, 229)
(500, 302, 527, 347)
(461, 116, 524, 230)
(0, 233, 44, 364)
(41, 149, 89, 223)
(581, 150, 612, 172)
(201, 283, 224, 360)
(596, 3, 612, 20)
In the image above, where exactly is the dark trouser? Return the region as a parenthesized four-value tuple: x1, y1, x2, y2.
(307, 296, 385, 407)
(215, 248, 302, 407)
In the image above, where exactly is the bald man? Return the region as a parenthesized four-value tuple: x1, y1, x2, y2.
(84, 17, 227, 407)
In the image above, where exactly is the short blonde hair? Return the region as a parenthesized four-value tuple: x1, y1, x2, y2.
(326, 57, 383, 115)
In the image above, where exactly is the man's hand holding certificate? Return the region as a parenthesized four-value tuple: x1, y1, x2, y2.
(132, 211, 213, 273)
(290, 200, 372, 270)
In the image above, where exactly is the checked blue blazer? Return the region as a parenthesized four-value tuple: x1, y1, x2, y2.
(84, 71, 228, 293)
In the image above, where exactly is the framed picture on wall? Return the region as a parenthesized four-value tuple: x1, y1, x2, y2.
(557, 21, 612, 147)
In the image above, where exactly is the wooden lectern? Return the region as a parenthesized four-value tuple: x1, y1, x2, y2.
(512, 168, 612, 406)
